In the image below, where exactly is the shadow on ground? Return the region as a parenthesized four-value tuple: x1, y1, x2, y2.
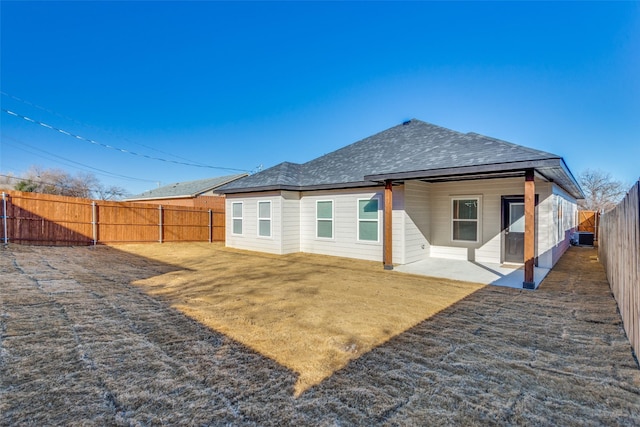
(1, 244, 639, 425)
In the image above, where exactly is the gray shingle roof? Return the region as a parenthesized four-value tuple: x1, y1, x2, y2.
(126, 173, 247, 200)
(218, 119, 583, 198)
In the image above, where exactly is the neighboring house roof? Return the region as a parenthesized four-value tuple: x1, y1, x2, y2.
(126, 173, 248, 201)
(218, 119, 583, 199)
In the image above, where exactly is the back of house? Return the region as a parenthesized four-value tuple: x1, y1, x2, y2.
(217, 119, 583, 289)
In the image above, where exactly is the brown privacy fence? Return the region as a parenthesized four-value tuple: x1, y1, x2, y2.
(599, 180, 639, 360)
(0, 190, 225, 245)
(577, 210, 600, 241)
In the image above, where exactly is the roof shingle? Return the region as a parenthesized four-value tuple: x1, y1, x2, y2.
(218, 119, 581, 198)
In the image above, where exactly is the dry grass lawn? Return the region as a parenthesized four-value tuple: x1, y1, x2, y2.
(114, 243, 484, 395)
(2, 243, 639, 425)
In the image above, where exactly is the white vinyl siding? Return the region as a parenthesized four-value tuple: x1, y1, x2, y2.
(231, 202, 243, 235)
(224, 177, 576, 270)
(316, 200, 333, 239)
(430, 178, 526, 263)
(258, 201, 272, 237)
(357, 198, 380, 242)
(403, 181, 430, 264)
(451, 196, 481, 242)
(300, 188, 384, 262)
(537, 183, 577, 268)
(225, 193, 283, 254)
(281, 191, 301, 254)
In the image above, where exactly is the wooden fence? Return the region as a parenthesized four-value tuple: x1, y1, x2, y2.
(0, 190, 225, 245)
(599, 181, 639, 360)
(577, 210, 600, 241)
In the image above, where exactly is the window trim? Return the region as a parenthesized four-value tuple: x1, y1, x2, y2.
(451, 195, 482, 243)
(231, 201, 243, 236)
(257, 200, 272, 238)
(357, 197, 380, 243)
(315, 200, 334, 240)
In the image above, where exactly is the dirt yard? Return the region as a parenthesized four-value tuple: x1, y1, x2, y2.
(1, 244, 639, 425)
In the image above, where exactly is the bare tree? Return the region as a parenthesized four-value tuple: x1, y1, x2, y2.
(578, 169, 628, 212)
(12, 166, 129, 200)
(0, 173, 18, 189)
(94, 183, 129, 200)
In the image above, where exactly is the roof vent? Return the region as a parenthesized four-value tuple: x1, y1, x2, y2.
(402, 119, 411, 125)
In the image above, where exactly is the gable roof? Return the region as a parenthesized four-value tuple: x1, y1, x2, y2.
(218, 119, 583, 198)
(126, 173, 247, 201)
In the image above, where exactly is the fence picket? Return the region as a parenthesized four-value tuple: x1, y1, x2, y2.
(599, 181, 640, 359)
(0, 190, 225, 245)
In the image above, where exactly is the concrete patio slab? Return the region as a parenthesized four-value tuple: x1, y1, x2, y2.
(395, 256, 551, 289)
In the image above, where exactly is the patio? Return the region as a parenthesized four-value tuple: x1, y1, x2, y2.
(395, 256, 551, 289)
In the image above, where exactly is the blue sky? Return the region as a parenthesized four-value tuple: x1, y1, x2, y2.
(1, 1, 639, 196)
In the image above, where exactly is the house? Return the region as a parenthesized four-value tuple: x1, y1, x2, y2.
(125, 174, 247, 208)
(216, 119, 583, 289)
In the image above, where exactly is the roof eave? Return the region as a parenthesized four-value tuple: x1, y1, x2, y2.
(364, 159, 564, 182)
(365, 158, 583, 200)
(218, 180, 382, 194)
(124, 194, 192, 202)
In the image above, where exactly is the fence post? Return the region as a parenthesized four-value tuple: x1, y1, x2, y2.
(2, 192, 8, 245)
(91, 201, 97, 246)
(158, 205, 163, 243)
(208, 209, 212, 243)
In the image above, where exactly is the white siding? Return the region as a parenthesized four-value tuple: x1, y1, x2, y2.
(281, 191, 301, 254)
(403, 181, 431, 264)
(427, 177, 576, 267)
(392, 185, 406, 264)
(429, 178, 527, 263)
(300, 188, 386, 262)
(536, 183, 578, 268)
(224, 177, 577, 268)
(225, 192, 284, 254)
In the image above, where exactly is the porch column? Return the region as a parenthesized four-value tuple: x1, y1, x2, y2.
(383, 180, 393, 270)
(523, 169, 535, 289)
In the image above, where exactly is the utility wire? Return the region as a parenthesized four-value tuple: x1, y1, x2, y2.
(1, 91, 214, 167)
(2, 134, 158, 183)
(2, 108, 251, 173)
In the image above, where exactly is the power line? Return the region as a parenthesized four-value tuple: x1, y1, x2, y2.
(2, 108, 251, 173)
(2, 134, 158, 183)
(1, 91, 214, 167)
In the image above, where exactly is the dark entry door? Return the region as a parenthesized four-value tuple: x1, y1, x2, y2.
(503, 197, 525, 263)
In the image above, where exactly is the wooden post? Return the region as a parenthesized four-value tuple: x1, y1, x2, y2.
(208, 209, 212, 243)
(523, 169, 536, 289)
(384, 180, 393, 270)
(2, 192, 8, 245)
(91, 201, 97, 246)
(158, 205, 163, 243)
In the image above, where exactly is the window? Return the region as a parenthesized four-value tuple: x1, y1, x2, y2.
(358, 198, 379, 242)
(231, 202, 243, 235)
(258, 201, 271, 237)
(316, 200, 333, 238)
(452, 197, 480, 242)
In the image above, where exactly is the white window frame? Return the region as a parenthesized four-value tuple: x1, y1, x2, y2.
(257, 200, 272, 238)
(231, 201, 243, 236)
(316, 200, 334, 239)
(357, 197, 380, 243)
(451, 196, 481, 243)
